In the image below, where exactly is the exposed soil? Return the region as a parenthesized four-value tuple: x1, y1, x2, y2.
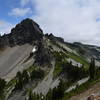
(70, 81, 100, 100)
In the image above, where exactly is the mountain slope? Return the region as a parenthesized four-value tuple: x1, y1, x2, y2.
(0, 18, 100, 100)
(0, 44, 33, 80)
(0, 18, 43, 80)
(70, 80, 100, 100)
(0, 18, 43, 47)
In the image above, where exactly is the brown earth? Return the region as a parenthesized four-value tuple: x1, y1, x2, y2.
(70, 81, 100, 100)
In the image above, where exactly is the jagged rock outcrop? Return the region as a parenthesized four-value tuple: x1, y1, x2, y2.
(0, 34, 9, 48)
(0, 18, 43, 48)
(45, 33, 64, 43)
(34, 39, 52, 66)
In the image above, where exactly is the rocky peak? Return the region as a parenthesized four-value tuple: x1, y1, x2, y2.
(0, 18, 43, 48)
(34, 39, 52, 67)
(45, 33, 64, 43)
(11, 18, 43, 35)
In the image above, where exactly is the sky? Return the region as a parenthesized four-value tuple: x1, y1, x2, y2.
(0, 0, 100, 45)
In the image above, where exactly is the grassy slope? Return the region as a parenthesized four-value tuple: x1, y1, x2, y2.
(63, 79, 100, 100)
(51, 40, 90, 79)
(69, 53, 89, 69)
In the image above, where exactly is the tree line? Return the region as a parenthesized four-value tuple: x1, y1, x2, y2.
(28, 80, 65, 100)
(15, 68, 45, 90)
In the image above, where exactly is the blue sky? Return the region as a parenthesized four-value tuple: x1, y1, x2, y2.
(1, 0, 100, 45)
(0, 0, 35, 24)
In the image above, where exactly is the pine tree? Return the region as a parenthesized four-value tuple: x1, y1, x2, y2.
(51, 80, 65, 100)
(15, 71, 23, 89)
(28, 89, 33, 100)
(0, 78, 6, 95)
(57, 80, 65, 100)
(22, 69, 29, 85)
(89, 58, 95, 80)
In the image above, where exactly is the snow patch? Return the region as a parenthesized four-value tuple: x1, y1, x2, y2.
(67, 58, 82, 67)
(32, 46, 37, 53)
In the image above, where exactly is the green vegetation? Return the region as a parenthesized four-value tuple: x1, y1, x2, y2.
(0, 78, 6, 100)
(1, 64, 45, 100)
(0, 95, 5, 100)
(6, 78, 16, 89)
(69, 53, 89, 69)
(46, 80, 66, 100)
(30, 68, 45, 81)
(1, 40, 100, 100)
(27, 80, 66, 100)
(51, 47, 100, 100)
(63, 79, 100, 100)
(53, 51, 88, 82)
(0, 78, 6, 94)
(51, 40, 89, 69)
(89, 58, 95, 80)
(27, 65, 36, 73)
(52, 47, 100, 100)
(28, 89, 44, 100)
(95, 67, 100, 79)
(15, 68, 45, 90)
(50, 40, 68, 53)
(28, 89, 33, 100)
(53, 51, 68, 78)
(63, 62, 88, 82)
(54, 62, 63, 78)
(63, 60, 100, 100)
(22, 69, 30, 85)
(15, 71, 27, 90)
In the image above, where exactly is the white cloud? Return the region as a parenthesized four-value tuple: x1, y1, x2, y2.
(31, 0, 100, 45)
(0, 20, 14, 35)
(20, 0, 30, 6)
(9, 8, 32, 17)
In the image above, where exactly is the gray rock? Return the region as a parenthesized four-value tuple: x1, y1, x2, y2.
(0, 18, 43, 48)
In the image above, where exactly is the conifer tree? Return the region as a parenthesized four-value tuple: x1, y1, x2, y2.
(28, 89, 34, 100)
(89, 58, 95, 80)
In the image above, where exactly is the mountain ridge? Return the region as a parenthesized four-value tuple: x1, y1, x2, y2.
(0, 18, 43, 48)
(0, 18, 100, 100)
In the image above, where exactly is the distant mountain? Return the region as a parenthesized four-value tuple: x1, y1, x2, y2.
(45, 33, 100, 63)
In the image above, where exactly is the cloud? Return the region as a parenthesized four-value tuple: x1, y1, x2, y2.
(9, 8, 32, 17)
(0, 20, 14, 35)
(20, 0, 30, 6)
(31, 0, 100, 45)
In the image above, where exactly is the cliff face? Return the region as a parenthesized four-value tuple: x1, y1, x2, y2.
(0, 18, 43, 48)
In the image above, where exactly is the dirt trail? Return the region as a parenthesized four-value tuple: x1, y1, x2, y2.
(70, 81, 100, 100)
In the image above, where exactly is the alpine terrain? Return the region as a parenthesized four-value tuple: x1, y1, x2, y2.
(0, 18, 100, 100)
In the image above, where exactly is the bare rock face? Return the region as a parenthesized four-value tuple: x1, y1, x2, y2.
(0, 18, 43, 48)
(34, 39, 52, 66)
(45, 33, 64, 43)
(0, 34, 9, 48)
